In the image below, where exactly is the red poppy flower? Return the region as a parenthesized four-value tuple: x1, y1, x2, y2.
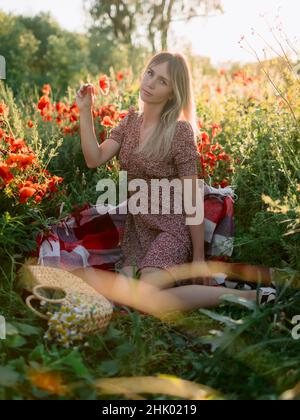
(70, 103, 79, 114)
(0, 102, 9, 117)
(28, 120, 34, 128)
(101, 116, 114, 127)
(19, 186, 37, 203)
(211, 123, 222, 138)
(69, 115, 78, 123)
(62, 126, 72, 135)
(218, 152, 230, 162)
(9, 138, 27, 153)
(116, 71, 123, 81)
(118, 110, 129, 120)
(48, 176, 63, 192)
(43, 115, 53, 122)
(37, 96, 51, 111)
(56, 102, 67, 115)
(0, 164, 14, 184)
(201, 131, 210, 145)
(220, 179, 229, 188)
(42, 84, 51, 95)
(99, 75, 110, 96)
(6, 153, 36, 170)
(35, 194, 43, 203)
(197, 118, 204, 130)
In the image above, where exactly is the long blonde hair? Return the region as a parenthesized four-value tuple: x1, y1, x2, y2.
(134, 51, 199, 161)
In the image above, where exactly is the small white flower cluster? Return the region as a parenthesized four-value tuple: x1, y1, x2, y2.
(42, 294, 97, 348)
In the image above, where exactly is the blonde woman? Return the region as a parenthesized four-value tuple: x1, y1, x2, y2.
(75, 51, 276, 312)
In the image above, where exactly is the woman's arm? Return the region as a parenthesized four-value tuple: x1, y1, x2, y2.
(76, 84, 120, 168)
(79, 108, 102, 168)
(181, 175, 205, 260)
(190, 220, 205, 260)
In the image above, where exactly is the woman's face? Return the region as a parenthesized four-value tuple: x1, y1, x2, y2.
(140, 61, 173, 105)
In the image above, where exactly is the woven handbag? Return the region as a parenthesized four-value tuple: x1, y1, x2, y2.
(20, 264, 113, 336)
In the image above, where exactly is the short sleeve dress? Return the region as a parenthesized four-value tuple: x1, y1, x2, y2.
(108, 105, 201, 279)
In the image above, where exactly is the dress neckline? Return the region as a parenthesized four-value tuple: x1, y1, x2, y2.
(135, 112, 148, 150)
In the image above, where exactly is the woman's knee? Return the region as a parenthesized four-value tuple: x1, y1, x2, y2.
(139, 267, 175, 289)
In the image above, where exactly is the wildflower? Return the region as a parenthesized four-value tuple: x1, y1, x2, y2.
(70, 103, 79, 115)
(118, 110, 129, 120)
(220, 179, 229, 188)
(42, 84, 51, 96)
(0, 164, 14, 184)
(6, 153, 36, 170)
(201, 131, 210, 145)
(197, 118, 203, 130)
(0, 102, 9, 117)
(116, 71, 124, 81)
(56, 102, 67, 115)
(99, 75, 110, 96)
(43, 115, 53, 122)
(19, 186, 37, 204)
(62, 126, 72, 135)
(37, 96, 51, 111)
(8, 138, 27, 153)
(48, 175, 63, 192)
(218, 152, 231, 162)
(35, 194, 43, 203)
(28, 370, 69, 396)
(101, 116, 114, 127)
(211, 123, 222, 138)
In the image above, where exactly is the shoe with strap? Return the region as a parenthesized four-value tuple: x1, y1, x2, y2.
(258, 287, 277, 305)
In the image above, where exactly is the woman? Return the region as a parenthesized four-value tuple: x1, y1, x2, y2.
(75, 51, 276, 312)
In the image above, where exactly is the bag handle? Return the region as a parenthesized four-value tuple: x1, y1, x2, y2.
(32, 285, 66, 304)
(25, 285, 66, 319)
(25, 295, 50, 320)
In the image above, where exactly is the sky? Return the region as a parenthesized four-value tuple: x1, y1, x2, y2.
(0, 0, 299, 65)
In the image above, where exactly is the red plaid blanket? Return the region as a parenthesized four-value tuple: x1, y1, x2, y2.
(36, 185, 236, 275)
(35, 184, 276, 289)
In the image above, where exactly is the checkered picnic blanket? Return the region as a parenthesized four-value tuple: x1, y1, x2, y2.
(36, 184, 236, 273)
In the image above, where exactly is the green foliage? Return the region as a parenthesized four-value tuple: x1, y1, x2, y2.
(0, 10, 149, 98)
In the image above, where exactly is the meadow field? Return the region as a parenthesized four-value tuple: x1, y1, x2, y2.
(0, 42, 300, 400)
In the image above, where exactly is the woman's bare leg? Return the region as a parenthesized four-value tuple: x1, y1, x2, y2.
(159, 285, 256, 311)
(72, 266, 256, 316)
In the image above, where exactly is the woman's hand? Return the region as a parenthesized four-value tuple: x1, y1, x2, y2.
(75, 83, 95, 112)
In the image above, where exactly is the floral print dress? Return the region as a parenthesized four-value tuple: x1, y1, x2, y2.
(108, 106, 200, 279)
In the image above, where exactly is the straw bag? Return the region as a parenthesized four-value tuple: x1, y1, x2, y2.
(20, 264, 113, 343)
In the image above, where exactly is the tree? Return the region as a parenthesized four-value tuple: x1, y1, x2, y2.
(0, 11, 91, 96)
(85, 0, 223, 53)
(0, 11, 40, 92)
